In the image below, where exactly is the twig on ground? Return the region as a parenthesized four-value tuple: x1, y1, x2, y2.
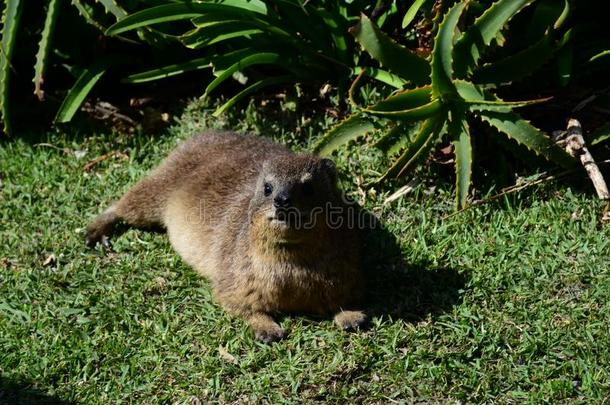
(444, 119, 610, 221)
(83, 151, 129, 172)
(563, 119, 609, 200)
(34, 143, 70, 154)
(562, 119, 610, 223)
(442, 159, 610, 220)
(383, 178, 420, 205)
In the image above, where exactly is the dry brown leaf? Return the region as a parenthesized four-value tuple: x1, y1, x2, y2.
(42, 254, 56, 267)
(218, 346, 237, 364)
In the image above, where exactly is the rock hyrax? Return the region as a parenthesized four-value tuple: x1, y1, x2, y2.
(85, 131, 365, 342)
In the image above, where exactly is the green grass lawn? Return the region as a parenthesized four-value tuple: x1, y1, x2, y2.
(1, 102, 610, 403)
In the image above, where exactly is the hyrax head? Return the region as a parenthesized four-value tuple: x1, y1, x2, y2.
(249, 154, 339, 233)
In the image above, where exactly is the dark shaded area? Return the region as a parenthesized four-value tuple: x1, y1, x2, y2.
(0, 377, 74, 405)
(361, 210, 467, 323)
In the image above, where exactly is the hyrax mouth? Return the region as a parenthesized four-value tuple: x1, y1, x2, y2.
(266, 207, 309, 230)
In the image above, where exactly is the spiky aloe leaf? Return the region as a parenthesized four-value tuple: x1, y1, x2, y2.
(106, 3, 261, 36)
(376, 123, 422, 158)
(71, 0, 140, 45)
(33, 0, 60, 101)
(476, 110, 575, 168)
(525, 0, 569, 41)
(377, 114, 446, 182)
(386, 134, 412, 158)
(430, 2, 466, 99)
(373, 123, 405, 151)
(350, 13, 429, 86)
(454, 80, 550, 112)
(450, 111, 472, 209)
(352, 67, 407, 89)
(204, 52, 282, 97)
(123, 57, 212, 83)
(466, 97, 551, 112)
(0, 0, 22, 135)
(366, 85, 432, 111)
(454, 0, 535, 77)
(313, 113, 376, 156)
(55, 61, 109, 123)
(473, 34, 555, 85)
(96, 0, 126, 18)
(212, 75, 292, 117)
(72, 0, 105, 31)
(364, 99, 441, 120)
(402, 0, 427, 29)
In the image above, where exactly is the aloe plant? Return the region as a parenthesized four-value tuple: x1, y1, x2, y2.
(0, 0, 176, 135)
(314, 0, 577, 209)
(104, 0, 363, 117)
(0, 0, 23, 135)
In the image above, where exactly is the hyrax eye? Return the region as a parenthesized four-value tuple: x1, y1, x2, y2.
(264, 182, 273, 196)
(302, 182, 314, 195)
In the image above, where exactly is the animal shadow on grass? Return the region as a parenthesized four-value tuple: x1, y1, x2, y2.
(0, 376, 75, 405)
(361, 211, 467, 323)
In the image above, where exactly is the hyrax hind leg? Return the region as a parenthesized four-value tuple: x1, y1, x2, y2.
(334, 310, 366, 331)
(85, 176, 167, 247)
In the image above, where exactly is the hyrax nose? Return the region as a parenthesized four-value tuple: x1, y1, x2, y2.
(273, 191, 291, 208)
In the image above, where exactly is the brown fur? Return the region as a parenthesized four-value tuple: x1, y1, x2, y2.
(85, 131, 365, 342)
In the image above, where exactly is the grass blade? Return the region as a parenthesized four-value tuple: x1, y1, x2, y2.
(314, 8, 350, 64)
(181, 23, 263, 48)
(589, 50, 610, 63)
(351, 13, 429, 86)
(590, 122, 610, 146)
(33, 0, 60, 101)
(212, 75, 293, 117)
(106, 3, 259, 36)
(476, 110, 575, 168)
(123, 57, 213, 83)
(207, 0, 267, 15)
(0, 0, 23, 135)
(402, 0, 427, 29)
(313, 113, 376, 156)
(430, 2, 466, 99)
(204, 52, 282, 97)
(55, 61, 108, 123)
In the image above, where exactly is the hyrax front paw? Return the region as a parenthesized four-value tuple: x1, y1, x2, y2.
(254, 325, 285, 343)
(248, 313, 285, 343)
(334, 310, 366, 331)
(84, 227, 111, 248)
(84, 210, 118, 247)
